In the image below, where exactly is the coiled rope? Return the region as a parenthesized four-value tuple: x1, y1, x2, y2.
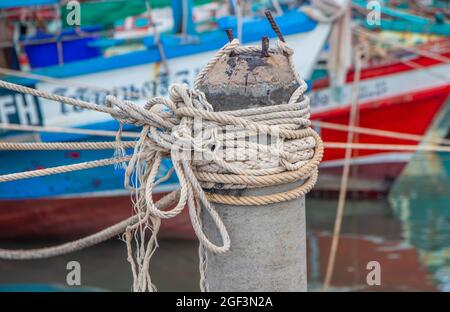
(0, 39, 323, 292)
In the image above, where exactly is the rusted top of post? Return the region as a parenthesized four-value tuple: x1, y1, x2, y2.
(197, 41, 299, 111)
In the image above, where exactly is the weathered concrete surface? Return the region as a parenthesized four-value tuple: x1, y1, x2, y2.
(198, 49, 307, 292)
(202, 181, 307, 292)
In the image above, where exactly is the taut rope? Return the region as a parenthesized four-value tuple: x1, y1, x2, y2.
(0, 39, 323, 292)
(0, 122, 140, 138)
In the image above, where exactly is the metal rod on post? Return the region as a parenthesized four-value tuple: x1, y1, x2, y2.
(265, 10, 285, 42)
(197, 33, 308, 291)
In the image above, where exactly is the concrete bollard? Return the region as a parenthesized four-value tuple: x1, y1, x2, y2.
(197, 39, 308, 292)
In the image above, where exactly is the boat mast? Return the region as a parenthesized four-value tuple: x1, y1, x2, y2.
(145, 0, 169, 73)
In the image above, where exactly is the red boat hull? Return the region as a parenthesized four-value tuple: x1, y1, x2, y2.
(315, 84, 450, 195)
(0, 193, 194, 240)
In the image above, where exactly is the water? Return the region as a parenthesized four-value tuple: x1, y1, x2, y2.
(0, 198, 446, 292)
(0, 152, 449, 292)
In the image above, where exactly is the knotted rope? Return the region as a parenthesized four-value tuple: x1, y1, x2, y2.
(0, 39, 323, 292)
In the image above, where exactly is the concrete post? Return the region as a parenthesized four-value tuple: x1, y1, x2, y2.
(197, 40, 308, 291)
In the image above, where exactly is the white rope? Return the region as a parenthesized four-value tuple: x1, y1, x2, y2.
(0, 67, 143, 100)
(0, 156, 131, 183)
(0, 140, 433, 154)
(0, 80, 172, 127)
(0, 67, 110, 94)
(324, 142, 450, 153)
(0, 80, 119, 116)
(313, 120, 450, 146)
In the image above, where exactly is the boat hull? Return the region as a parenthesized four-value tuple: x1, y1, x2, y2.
(315, 84, 450, 195)
(0, 193, 194, 240)
(1, 80, 448, 239)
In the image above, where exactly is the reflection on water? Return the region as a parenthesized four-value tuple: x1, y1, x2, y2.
(388, 151, 450, 292)
(0, 153, 449, 292)
(306, 198, 436, 291)
(0, 239, 200, 292)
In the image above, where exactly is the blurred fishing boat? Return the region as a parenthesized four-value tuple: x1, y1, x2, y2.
(314, 0, 450, 197)
(0, 0, 449, 239)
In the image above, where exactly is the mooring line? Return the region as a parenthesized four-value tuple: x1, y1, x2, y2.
(0, 67, 144, 100)
(0, 123, 140, 138)
(0, 156, 131, 183)
(2, 140, 449, 153)
(313, 121, 450, 146)
(324, 142, 450, 152)
(0, 141, 136, 151)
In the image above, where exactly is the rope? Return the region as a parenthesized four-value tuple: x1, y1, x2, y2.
(323, 46, 363, 291)
(0, 156, 131, 183)
(0, 67, 145, 100)
(313, 121, 450, 146)
(324, 142, 450, 152)
(0, 9, 447, 292)
(0, 39, 323, 292)
(0, 141, 136, 151)
(0, 123, 140, 138)
(3, 119, 449, 147)
(392, 54, 450, 83)
(0, 67, 109, 94)
(0, 80, 167, 127)
(0, 80, 118, 116)
(206, 170, 318, 205)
